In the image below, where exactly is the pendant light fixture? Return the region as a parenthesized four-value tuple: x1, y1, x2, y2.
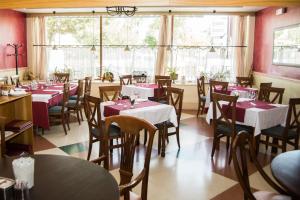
(52, 11, 58, 50)
(91, 10, 96, 52)
(124, 22, 130, 51)
(209, 46, 216, 53)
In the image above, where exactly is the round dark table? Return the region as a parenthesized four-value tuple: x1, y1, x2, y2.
(271, 150, 300, 198)
(0, 155, 119, 200)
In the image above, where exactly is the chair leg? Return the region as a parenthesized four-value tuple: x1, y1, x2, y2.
(66, 113, 70, 130)
(61, 117, 68, 135)
(295, 137, 299, 150)
(201, 101, 206, 114)
(87, 137, 93, 160)
(76, 109, 81, 125)
(176, 127, 180, 149)
(226, 136, 230, 151)
(197, 101, 201, 118)
(110, 139, 113, 153)
(282, 140, 287, 152)
(79, 107, 84, 121)
(265, 135, 269, 151)
(211, 135, 219, 158)
(41, 128, 44, 135)
(143, 129, 147, 145)
(158, 129, 161, 155)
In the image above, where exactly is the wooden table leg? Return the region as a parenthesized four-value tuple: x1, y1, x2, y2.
(161, 122, 166, 157)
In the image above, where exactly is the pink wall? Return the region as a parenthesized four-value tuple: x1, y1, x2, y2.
(0, 9, 27, 70)
(253, 7, 300, 80)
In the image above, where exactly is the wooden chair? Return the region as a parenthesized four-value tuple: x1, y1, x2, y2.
(48, 83, 70, 135)
(197, 76, 207, 117)
(211, 93, 252, 164)
(83, 95, 121, 161)
(10, 75, 20, 86)
(209, 80, 229, 101)
(236, 76, 253, 88)
(155, 79, 172, 103)
(258, 82, 272, 101)
(258, 87, 285, 104)
(260, 98, 300, 152)
(84, 76, 92, 95)
(0, 77, 8, 85)
(105, 115, 157, 200)
(154, 75, 170, 83)
(165, 87, 184, 148)
(232, 131, 290, 200)
(68, 80, 84, 125)
(133, 75, 147, 83)
(120, 75, 132, 86)
(99, 85, 122, 102)
(54, 73, 70, 83)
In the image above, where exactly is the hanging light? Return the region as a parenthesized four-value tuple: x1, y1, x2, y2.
(124, 22, 130, 51)
(91, 10, 96, 52)
(52, 11, 57, 50)
(166, 45, 172, 51)
(209, 46, 216, 53)
(106, 6, 137, 16)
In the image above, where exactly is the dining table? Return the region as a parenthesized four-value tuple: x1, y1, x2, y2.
(21, 82, 78, 130)
(121, 83, 162, 99)
(206, 98, 289, 136)
(0, 154, 119, 200)
(271, 150, 300, 198)
(101, 99, 178, 156)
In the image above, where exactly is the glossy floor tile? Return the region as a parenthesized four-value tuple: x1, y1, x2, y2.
(32, 111, 282, 199)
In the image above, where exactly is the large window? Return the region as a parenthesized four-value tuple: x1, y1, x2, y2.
(171, 15, 234, 82)
(102, 16, 160, 77)
(46, 16, 100, 79)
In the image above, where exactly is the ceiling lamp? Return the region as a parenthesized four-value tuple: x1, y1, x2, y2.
(124, 45, 130, 51)
(209, 46, 216, 53)
(91, 10, 96, 51)
(106, 6, 137, 16)
(52, 11, 58, 50)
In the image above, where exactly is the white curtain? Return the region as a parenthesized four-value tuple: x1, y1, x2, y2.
(26, 16, 47, 80)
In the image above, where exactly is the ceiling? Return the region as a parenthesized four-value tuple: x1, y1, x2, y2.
(16, 6, 265, 14)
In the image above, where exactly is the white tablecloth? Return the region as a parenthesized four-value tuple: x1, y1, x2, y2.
(101, 101, 178, 127)
(206, 98, 289, 136)
(121, 85, 155, 99)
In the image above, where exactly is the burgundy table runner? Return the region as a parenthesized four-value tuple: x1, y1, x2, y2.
(222, 100, 276, 122)
(104, 99, 161, 117)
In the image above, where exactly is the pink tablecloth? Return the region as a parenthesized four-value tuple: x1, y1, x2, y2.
(222, 100, 276, 122)
(27, 83, 78, 129)
(104, 99, 160, 117)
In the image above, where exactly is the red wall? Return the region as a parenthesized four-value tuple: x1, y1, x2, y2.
(253, 7, 300, 80)
(0, 9, 27, 70)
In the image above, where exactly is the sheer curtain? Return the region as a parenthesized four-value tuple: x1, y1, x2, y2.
(27, 16, 47, 80)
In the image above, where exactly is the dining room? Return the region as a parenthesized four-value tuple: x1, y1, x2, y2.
(0, 1, 300, 200)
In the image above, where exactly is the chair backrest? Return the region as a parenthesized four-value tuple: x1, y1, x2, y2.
(133, 75, 147, 83)
(54, 73, 70, 83)
(154, 75, 170, 84)
(0, 77, 8, 85)
(209, 80, 229, 101)
(212, 93, 238, 137)
(236, 76, 253, 88)
(105, 115, 156, 200)
(156, 79, 172, 101)
(167, 87, 184, 123)
(84, 76, 92, 95)
(232, 131, 287, 200)
(10, 75, 20, 86)
(120, 75, 132, 86)
(99, 85, 121, 102)
(61, 83, 70, 113)
(75, 80, 84, 105)
(284, 98, 300, 137)
(258, 86, 285, 104)
(258, 82, 272, 101)
(83, 95, 108, 169)
(197, 76, 206, 98)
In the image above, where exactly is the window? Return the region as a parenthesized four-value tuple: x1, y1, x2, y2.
(102, 16, 160, 78)
(45, 16, 100, 79)
(171, 15, 235, 82)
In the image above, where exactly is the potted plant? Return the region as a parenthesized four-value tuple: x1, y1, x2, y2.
(102, 68, 114, 82)
(167, 67, 178, 83)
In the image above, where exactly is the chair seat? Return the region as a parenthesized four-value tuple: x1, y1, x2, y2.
(68, 100, 77, 108)
(69, 95, 83, 101)
(253, 191, 291, 200)
(91, 123, 121, 138)
(217, 123, 252, 136)
(261, 125, 297, 139)
(48, 106, 68, 114)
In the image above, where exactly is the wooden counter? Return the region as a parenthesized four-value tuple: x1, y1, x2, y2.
(0, 94, 34, 155)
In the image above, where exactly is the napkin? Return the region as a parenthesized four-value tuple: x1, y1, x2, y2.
(12, 157, 35, 189)
(9, 90, 27, 96)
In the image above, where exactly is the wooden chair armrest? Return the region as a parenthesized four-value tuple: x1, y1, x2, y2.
(119, 169, 145, 194)
(91, 155, 106, 165)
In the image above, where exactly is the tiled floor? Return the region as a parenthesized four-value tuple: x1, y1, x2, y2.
(33, 110, 280, 200)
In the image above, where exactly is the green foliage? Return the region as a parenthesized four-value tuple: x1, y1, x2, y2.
(144, 36, 157, 48)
